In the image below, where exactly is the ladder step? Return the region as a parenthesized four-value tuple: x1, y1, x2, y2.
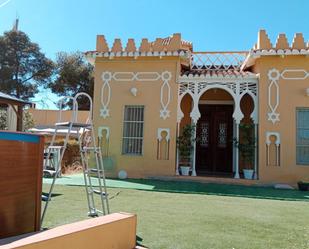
(82, 147, 101, 152)
(93, 189, 108, 197)
(55, 122, 92, 128)
(83, 169, 102, 174)
(47, 145, 64, 149)
(88, 209, 104, 217)
(89, 168, 104, 173)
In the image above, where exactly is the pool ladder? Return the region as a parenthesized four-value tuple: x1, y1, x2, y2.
(41, 92, 110, 227)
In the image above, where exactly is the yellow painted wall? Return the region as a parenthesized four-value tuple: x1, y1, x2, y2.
(254, 55, 309, 184)
(91, 31, 309, 184)
(93, 57, 180, 178)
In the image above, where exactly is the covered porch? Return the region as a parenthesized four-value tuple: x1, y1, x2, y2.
(176, 52, 259, 179)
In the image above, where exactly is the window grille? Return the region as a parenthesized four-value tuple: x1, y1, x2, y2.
(122, 106, 144, 155)
(296, 108, 309, 165)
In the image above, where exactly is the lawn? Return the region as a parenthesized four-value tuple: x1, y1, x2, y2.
(42, 178, 309, 249)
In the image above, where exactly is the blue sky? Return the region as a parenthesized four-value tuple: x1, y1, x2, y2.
(0, 0, 308, 108)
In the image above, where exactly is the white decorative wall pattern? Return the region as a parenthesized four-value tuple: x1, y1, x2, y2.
(100, 71, 172, 120)
(100, 72, 112, 118)
(157, 128, 170, 160)
(177, 79, 258, 124)
(266, 132, 281, 166)
(267, 68, 309, 124)
(98, 126, 110, 157)
(98, 126, 110, 140)
(157, 128, 170, 142)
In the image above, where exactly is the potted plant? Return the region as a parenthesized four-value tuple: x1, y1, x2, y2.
(177, 124, 196, 176)
(234, 124, 256, 179)
(297, 181, 309, 191)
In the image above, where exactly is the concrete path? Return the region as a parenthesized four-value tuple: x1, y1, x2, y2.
(43, 173, 154, 190)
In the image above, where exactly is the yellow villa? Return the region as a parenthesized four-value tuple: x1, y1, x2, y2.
(85, 30, 309, 185)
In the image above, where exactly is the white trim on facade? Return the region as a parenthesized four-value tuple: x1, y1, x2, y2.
(266, 132, 281, 166)
(198, 100, 234, 105)
(267, 68, 309, 124)
(85, 50, 189, 64)
(157, 128, 170, 142)
(100, 71, 172, 120)
(242, 49, 309, 70)
(98, 126, 110, 139)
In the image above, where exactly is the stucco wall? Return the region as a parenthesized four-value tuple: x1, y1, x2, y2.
(93, 57, 180, 178)
(0, 213, 137, 249)
(254, 55, 309, 184)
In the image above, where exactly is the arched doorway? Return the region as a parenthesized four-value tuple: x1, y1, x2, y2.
(195, 88, 234, 176)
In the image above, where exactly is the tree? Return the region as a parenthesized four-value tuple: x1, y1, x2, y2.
(0, 108, 7, 130)
(0, 30, 54, 100)
(23, 109, 35, 131)
(49, 52, 94, 110)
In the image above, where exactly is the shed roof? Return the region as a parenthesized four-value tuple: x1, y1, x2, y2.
(0, 91, 33, 106)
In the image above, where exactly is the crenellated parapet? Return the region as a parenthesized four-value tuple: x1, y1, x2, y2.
(86, 33, 192, 62)
(253, 29, 308, 53)
(242, 30, 309, 69)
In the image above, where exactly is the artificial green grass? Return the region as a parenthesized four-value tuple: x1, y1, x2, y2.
(43, 174, 309, 201)
(42, 181, 309, 249)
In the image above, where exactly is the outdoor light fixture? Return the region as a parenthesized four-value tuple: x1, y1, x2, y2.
(130, 87, 138, 96)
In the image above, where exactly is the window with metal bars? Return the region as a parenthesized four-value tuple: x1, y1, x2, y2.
(296, 108, 309, 165)
(122, 106, 144, 155)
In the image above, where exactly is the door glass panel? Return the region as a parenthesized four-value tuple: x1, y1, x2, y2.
(218, 123, 227, 148)
(200, 122, 209, 147)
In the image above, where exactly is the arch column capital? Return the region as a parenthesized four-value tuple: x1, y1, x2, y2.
(233, 100, 244, 124)
(190, 96, 201, 124)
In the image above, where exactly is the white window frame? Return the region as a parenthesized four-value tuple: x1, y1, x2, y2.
(296, 108, 309, 165)
(122, 105, 144, 156)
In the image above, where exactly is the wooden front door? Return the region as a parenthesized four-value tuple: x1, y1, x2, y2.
(196, 105, 233, 175)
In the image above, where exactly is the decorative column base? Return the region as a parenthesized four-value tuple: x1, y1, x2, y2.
(234, 172, 240, 179)
(191, 170, 197, 177)
(175, 170, 179, 176)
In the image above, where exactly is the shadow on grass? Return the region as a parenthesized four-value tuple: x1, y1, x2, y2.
(136, 235, 148, 248)
(111, 179, 309, 202)
(42, 192, 63, 198)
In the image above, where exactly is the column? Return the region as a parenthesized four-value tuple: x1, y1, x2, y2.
(232, 120, 236, 172)
(191, 121, 197, 176)
(234, 122, 240, 179)
(17, 105, 23, 131)
(233, 84, 243, 179)
(190, 95, 200, 177)
(253, 123, 258, 179)
(175, 122, 180, 176)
